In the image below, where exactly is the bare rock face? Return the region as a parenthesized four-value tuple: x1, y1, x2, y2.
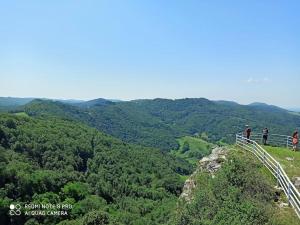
(199, 147, 227, 174)
(180, 146, 228, 202)
(180, 178, 196, 201)
(292, 177, 300, 190)
(286, 157, 294, 161)
(278, 202, 289, 208)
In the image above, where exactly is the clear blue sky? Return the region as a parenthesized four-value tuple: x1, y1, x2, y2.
(0, 1, 299, 107)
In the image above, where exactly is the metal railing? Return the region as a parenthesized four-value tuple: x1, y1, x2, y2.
(236, 133, 300, 218)
(237, 132, 293, 148)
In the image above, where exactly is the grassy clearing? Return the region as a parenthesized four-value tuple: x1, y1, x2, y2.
(171, 136, 214, 165)
(231, 147, 276, 183)
(272, 206, 300, 225)
(264, 145, 300, 178)
(14, 112, 29, 117)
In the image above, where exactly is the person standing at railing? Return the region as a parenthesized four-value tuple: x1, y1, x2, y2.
(292, 130, 298, 151)
(262, 127, 269, 145)
(245, 125, 252, 143)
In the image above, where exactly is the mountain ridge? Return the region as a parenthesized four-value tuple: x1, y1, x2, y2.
(13, 97, 300, 151)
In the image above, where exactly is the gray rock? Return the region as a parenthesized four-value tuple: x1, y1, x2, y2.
(199, 147, 227, 174)
(292, 177, 300, 189)
(180, 147, 228, 202)
(278, 202, 289, 208)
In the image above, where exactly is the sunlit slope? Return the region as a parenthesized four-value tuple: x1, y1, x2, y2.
(237, 148, 300, 225)
(264, 145, 300, 178)
(171, 136, 213, 165)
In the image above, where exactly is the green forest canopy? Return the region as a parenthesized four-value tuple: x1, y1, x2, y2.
(0, 113, 192, 225)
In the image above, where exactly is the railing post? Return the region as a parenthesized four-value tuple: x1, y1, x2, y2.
(288, 183, 291, 206)
(276, 163, 280, 186)
(286, 136, 289, 148)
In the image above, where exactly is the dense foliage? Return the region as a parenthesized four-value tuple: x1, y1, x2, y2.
(22, 99, 180, 151)
(170, 151, 298, 225)
(0, 113, 192, 225)
(20, 98, 300, 151)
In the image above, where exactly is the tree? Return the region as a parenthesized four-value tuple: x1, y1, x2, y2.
(181, 141, 190, 153)
(71, 195, 107, 218)
(81, 210, 109, 225)
(62, 182, 89, 201)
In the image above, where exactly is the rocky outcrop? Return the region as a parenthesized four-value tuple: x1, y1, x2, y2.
(180, 178, 196, 202)
(292, 177, 300, 190)
(199, 147, 227, 174)
(180, 147, 228, 202)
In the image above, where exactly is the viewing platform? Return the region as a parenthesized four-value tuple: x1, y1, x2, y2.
(236, 132, 300, 218)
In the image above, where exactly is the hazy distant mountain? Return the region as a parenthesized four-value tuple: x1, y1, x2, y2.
(248, 102, 286, 112)
(0, 97, 35, 107)
(108, 99, 123, 102)
(248, 102, 273, 107)
(0, 97, 114, 111)
(0, 97, 36, 112)
(72, 98, 115, 108)
(0, 97, 84, 107)
(214, 100, 239, 106)
(287, 108, 300, 112)
(56, 99, 85, 104)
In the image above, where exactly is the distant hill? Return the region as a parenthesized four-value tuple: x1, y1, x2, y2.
(0, 97, 36, 112)
(72, 98, 115, 108)
(17, 97, 300, 151)
(248, 102, 286, 112)
(0, 97, 84, 107)
(288, 108, 300, 112)
(214, 100, 239, 106)
(248, 102, 270, 106)
(0, 97, 109, 110)
(22, 99, 179, 151)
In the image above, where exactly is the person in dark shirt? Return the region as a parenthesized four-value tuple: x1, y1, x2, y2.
(245, 125, 251, 143)
(262, 128, 269, 145)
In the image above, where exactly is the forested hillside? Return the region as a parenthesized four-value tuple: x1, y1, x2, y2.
(0, 113, 192, 225)
(18, 98, 300, 151)
(22, 99, 180, 151)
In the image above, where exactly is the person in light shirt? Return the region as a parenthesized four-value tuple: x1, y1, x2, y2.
(262, 128, 269, 145)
